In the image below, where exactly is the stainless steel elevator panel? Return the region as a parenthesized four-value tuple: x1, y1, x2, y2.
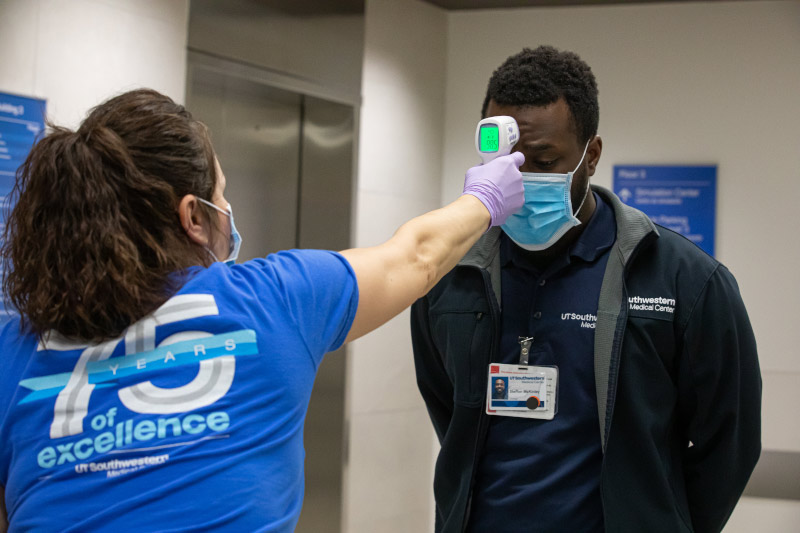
(299, 96, 354, 251)
(294, 97, 354, 533)
(186, 57, 353, 533)
(187, 66, 302, 259)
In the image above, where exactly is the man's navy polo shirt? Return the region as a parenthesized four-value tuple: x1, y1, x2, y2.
(468, 192, 616, 533)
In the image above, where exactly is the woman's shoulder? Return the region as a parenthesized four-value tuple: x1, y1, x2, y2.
(229, 249, 355, 289)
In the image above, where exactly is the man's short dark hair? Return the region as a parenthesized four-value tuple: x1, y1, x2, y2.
(481, 45, 599, 143)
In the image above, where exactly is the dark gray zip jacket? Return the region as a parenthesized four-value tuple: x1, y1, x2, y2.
(411, 186, 761, 533)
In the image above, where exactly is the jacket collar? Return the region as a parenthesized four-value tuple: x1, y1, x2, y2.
(457, 185, 659, 452)
(595, 185, 660, 267)
(457, 185, 659, 304)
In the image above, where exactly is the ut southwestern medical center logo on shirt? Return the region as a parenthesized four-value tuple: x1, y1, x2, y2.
(628, 295, 676, 314)
(16, 294, 258, 471)
(560, 295, 676, 329)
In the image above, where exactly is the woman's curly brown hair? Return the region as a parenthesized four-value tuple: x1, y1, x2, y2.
(1, 89, 219, 343)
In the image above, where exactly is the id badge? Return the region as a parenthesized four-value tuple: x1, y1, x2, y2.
(486, 363, 558, 420)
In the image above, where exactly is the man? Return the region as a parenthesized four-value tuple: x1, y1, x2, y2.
(492, 378, 507, 400)
(411, 46, 761, 533)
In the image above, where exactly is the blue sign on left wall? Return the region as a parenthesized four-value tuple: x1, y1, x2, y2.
(0, 92, 47, 323)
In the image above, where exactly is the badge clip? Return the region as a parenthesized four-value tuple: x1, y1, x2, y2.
(518, 336, 533, 366)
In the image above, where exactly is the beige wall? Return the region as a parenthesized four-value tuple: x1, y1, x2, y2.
(357, 0, 800, 531)
(443, 0, 800, 449)
(439, 0, 799, 530)
(344, 0, 447, 531)
(0, 0, 189, 127)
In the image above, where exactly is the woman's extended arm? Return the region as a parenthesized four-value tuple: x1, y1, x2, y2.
(341, 152, 523, 343)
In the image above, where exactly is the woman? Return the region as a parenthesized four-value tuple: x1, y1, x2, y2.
(0, 89, 523, 532)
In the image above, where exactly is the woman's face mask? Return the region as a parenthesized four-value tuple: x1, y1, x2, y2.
(500, 139, 591, 251)
(197, 198, 242, 266)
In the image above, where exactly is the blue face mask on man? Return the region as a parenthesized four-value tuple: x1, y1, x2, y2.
(500, 140, 591, 251)
(197, 198, 243, 266)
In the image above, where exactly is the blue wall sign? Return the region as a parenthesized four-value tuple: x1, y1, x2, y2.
(0, 92, 46, 322)
(613, 165, 717, 256)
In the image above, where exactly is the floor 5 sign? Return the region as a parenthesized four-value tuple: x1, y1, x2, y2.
(613, 165, 717, 257)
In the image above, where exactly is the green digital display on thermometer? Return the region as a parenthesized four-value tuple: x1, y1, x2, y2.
(475, 116, 518, 164)
(479, 124, 500, 152)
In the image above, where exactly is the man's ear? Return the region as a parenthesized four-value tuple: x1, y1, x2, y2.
(587, 135, 603, 177)
(178, 194, 210, 247)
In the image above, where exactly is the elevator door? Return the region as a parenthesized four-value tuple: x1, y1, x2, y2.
(187, 60, 353, 533)
(187, 67, 302, 258)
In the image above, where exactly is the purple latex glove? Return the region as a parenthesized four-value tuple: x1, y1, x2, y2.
(461, 151, 525, 227)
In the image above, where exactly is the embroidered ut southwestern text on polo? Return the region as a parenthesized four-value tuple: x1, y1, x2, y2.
(561, 313, 597, 329)
(628, 296, 675, 314)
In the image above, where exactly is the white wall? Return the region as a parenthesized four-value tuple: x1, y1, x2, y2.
(0, 0, 189, 128)
(352, 0, 800, 530)
(344, 0, 447, 531)
(444, 0, 800, 435)
(440, 1, 800, 530)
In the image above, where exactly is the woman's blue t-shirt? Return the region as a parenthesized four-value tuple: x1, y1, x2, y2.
(0, 249, 358, 532)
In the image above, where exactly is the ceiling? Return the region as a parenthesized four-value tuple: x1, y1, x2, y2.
(250, 0, 756, 16)
(249, 0, 364, 15)
(423, 0, 740, 8)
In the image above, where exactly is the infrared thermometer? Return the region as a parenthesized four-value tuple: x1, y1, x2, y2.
(475, 116, 519, 164)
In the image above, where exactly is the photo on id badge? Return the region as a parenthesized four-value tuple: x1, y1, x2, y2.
(486, 363, 559, 420)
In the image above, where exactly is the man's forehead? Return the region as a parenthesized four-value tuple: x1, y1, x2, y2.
(486, 99, 579, 149)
